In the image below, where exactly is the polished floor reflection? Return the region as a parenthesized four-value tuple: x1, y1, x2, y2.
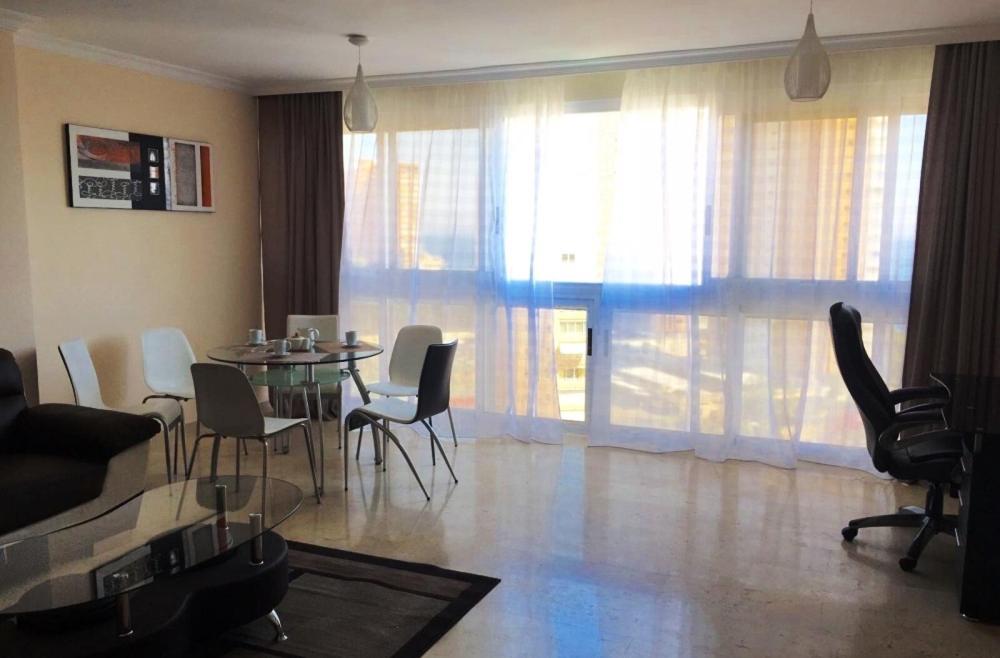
(155, 428, 1000, 657)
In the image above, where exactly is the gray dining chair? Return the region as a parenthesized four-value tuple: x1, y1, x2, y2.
(344, 340, 459, 500)
(188, 363, 321, 503)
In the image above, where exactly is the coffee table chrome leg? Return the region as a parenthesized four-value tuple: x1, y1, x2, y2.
(116, 591, 133, 638)
(266, 609, 288, 643)
(250, 513, 264, 565)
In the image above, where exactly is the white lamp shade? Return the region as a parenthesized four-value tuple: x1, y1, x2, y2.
(344, 63, 379, 132)
(784, 12, 831, 102)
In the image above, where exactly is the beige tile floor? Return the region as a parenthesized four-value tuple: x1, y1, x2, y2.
(153, 425, 1000, 657)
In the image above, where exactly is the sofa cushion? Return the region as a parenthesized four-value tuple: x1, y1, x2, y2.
(0, 454, 107, 536)
(12, 404, 160, 462)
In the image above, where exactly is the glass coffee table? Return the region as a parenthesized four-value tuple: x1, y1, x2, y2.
(0, 476, 301, 657)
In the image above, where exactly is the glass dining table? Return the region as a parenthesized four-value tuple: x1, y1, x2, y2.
(206, 340, 385, 493)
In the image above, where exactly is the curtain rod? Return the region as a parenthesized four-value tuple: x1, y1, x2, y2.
(254, 23, 1000, 96)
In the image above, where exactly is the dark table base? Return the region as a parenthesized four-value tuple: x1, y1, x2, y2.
(0, 531, 288, 657)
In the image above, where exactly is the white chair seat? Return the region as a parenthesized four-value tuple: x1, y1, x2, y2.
(119, 397, 182, 425)
(153, 386, 196, 400)
(367, 381, 418, 397)
(263, 416, 309, 436)
(356, 398, 418, 423)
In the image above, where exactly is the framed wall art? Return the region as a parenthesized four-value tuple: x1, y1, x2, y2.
(65, 124, 214, 212)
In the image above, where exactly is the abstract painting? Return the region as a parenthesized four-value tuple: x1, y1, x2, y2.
(66, 124, 214, 212)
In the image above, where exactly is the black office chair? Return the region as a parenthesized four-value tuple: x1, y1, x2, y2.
(829, 302, 963, 571)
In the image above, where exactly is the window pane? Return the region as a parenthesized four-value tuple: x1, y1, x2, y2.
(745, 118, 856, 280)
(395, 129, 480, 271)
(610, 312, 690, 431)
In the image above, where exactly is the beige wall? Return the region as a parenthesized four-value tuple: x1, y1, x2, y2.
(13, 45, 260, 412)
(0, 32, 38, 403)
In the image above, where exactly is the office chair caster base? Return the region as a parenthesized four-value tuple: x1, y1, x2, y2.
(841, 527, 858, 542)
(899, 556, 917, 572)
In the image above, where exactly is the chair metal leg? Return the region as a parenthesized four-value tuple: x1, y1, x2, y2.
(172, 422, 181, 477)
(430, 427, 437, 465)
(178, 410, 189, 477)
(344, 416, 351, 490)
(301, 424, 321, 503)
(313, 382, 324, 493)
(155, 417, 172, 484)
(186, 432, 215, 479)
(375, 420, 429, 500)
(423, 420, 458, 484)
(235, 433, 241, 481)
(446, 406, 458, 446)
(355, 425, 364, 460)
(336, 386, 343, 450)
(210, 434, 222, 481)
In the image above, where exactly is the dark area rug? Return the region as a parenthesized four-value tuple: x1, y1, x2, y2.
(210, 541, 500, 658)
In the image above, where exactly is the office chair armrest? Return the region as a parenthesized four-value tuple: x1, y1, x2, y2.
(889, 385, 950, 405)
(14, 404, 161, 463)
(877, 409, 948, 448)
(899, 400, 946, 414)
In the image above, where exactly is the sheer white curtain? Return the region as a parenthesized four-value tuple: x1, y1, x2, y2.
(341, 78, 568, 441)
(591, 48, 933, 471)
(341, 46, 934, 472)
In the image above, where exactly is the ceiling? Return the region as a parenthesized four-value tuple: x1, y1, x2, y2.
(3, 0, 1000, 92)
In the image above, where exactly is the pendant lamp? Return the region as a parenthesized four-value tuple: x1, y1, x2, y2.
(344, 34, 378, 132)
(784, 3, 831, 102)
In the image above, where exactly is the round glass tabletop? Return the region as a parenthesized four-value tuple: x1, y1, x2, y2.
(206, 340, 383, 366)
(0, 476, 301, 615)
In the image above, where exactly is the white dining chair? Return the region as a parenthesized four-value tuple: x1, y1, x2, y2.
(189, 363, 321, 504)
(141, 327, 195, 476)
(286, 313, 345, 432)
(361, 325, 457, 460)
(58, 338, 184, 483)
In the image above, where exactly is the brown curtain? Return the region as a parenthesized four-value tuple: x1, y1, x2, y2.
(903, 41, 1000, 383)
(258, 92, 345, 340)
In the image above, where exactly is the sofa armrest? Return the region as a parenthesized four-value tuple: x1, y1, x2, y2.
(13, 404, 160, 462)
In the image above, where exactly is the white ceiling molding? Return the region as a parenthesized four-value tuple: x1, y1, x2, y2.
(0, 8, 39, 32)
(255, 22, 1000, 96)
(11, 27, 250, 94)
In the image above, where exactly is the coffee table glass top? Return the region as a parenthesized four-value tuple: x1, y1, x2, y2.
(207, 340, 383, 366)
(0, 476, 301, 616)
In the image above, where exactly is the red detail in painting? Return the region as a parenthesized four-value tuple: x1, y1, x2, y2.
(76, 135, 139, 172)
(199, 145, 212, 207)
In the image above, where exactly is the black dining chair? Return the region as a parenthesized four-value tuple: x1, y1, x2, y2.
(829, 302, 963, 571)
(344, 341, 459, 500)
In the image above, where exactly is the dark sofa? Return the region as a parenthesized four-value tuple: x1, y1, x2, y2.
(0, 348, 159, 541)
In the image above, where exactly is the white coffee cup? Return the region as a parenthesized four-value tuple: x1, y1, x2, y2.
(345, 330, 358, 346)
(249, 328, 265, 345)
(273, 338, 290, 356)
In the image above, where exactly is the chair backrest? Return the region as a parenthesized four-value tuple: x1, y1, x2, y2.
(141, 327, 196, 396)
(389, 325, 443, 387)
(414, 341, 458, 421)
(286, 314, 339, 341)
(58, 339, 107, 409)
(190, 363, 265, 437)
(0, 349, 27, 451)
(828, 302, 894, 470)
